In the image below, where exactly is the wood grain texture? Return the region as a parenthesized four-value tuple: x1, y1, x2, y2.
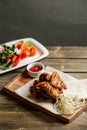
(47, 46, 87, 58)
(41, 59, 87, 72)
(0, 46, 87, 129)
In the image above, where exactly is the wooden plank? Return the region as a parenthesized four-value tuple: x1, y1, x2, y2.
(47, 46, 87, 58)
(1, 72, 87, 82)
(0, 46, 87, 129)
(0, 111, 87, 130)
(0, 111, 63, 129)
(65, 73, 87, 79)
(1, 71, 87, 85)
(41, 59, 87, 72)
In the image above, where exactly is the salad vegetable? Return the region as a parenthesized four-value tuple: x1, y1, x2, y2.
(0, 40, 37, 70)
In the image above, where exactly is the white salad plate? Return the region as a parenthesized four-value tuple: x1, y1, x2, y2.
(0, 38, 49, 74)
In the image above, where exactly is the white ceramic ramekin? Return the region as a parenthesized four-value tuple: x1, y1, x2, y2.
(27, 62, 45, 78)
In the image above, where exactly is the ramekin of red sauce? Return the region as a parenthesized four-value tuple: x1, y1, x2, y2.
(27, 62, 44, 78)
(29, 65, 42, 72)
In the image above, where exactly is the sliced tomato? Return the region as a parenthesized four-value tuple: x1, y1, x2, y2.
(14, 41, 36, 59)
(20, 43, 29, 51)
(30, 47, 36, 56)
(6, 57, 11, 63)
(14, 41, 23, 49)
(12, 55, 21, 67)
(21, 48, 30, 59)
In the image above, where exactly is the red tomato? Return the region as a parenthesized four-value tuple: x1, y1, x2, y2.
(14, 42, 23, 49)
(21, 49, 30, 59)
(12, 55, 21, 67)
(6, 57, 11, 63)
(30, 47, 36, 56)
(20, 43, 29, 51)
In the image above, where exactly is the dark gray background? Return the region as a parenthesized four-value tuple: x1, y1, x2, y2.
(0, 0, 87, 46)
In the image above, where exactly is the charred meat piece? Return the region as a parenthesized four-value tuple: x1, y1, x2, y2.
(33, 81, 60, 99)
(39, 72, 50, 82)
(50, 71, 67, 89)
(30, 71, 67, 100)
(31, 84, 42, 98)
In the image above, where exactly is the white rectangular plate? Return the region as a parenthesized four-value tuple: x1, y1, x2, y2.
(0, 38, 49, 74)
(15, 66, 87, 115)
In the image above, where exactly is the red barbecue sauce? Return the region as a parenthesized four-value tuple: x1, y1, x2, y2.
(29, 65, 42, 72)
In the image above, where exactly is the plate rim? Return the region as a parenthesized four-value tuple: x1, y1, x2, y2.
(0, 38, 49, 74)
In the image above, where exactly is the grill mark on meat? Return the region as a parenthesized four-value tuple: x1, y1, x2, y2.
(30, 71, 67, 100)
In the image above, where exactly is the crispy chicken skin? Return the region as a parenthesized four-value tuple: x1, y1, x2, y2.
(39, 72, 50, 81)
(50, 71, 67, 89)
(34, 81, 59, 98)
(30, 71, 67, 100)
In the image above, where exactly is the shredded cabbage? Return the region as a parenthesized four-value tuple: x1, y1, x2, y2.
(54, 95, 85, 114)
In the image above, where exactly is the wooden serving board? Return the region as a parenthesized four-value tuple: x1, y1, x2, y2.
(4, 70, 87, 123)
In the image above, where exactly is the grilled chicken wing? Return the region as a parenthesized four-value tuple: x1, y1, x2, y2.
(33, 81, 59, 99)
(50, 71, 67, 89)
(39, 72, 50, 81)
(30, 71, 67, 100)
(39, 82, 59, 98)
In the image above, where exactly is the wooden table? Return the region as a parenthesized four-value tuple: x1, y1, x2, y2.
(0, 46, 87, 130)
